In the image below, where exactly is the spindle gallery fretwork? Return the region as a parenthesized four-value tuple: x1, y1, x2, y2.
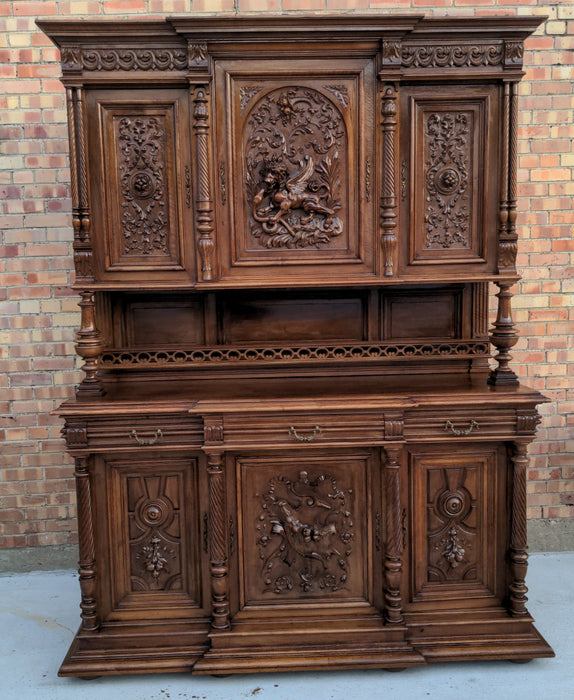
(38, 14, 553, 678)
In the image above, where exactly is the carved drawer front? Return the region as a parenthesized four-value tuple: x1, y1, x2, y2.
(409, 445, 506, 608)
(400, 85, 499, 274)
(222, 412, 385, 449)
(236, 453, 372, 610)
(105, 456, 204, 620)
(76, 415, 203, 451)
(214, 58, 376, 285)
(87, 88, 194, 284)
(404, 408, 517, 442)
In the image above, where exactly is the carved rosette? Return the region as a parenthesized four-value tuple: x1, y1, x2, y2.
(256, 470, 354, 596)
(245, 86, 345, 249)
(117, 116, 169, 255)
(424, 112, 471, 249)
(427, 468, 477, 582)
(128, 475, 183, 591)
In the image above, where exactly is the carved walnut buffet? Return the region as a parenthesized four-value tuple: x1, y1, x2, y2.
(38, 14, 554, 676)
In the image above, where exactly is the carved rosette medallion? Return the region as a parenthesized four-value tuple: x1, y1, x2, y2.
(424, 112, 471, 249)
(117, 116, 169, 255)
(245, 86, 345, 249)
(128, 476, 182, 591)
(427, 468, 477, 582)
(256, 470, 354, 595)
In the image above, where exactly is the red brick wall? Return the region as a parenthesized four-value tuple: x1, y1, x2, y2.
(1, 0, 573, 550)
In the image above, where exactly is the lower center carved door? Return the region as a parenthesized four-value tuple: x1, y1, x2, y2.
(195, 448, 424, 673)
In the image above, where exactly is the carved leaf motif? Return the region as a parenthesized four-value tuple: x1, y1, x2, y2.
(324, 85, 349, 108)
(128, 475, 183, 592)
(245, 86, 346, 249)
(427, 468, 477, 582)
(240, 86, 263, 111)
(424, 112, 471, 249)
(256, 470, 354, 595)
(71, 48, 188, 71)
(402, 44, 504, 68)
(117, 116, 169, 255)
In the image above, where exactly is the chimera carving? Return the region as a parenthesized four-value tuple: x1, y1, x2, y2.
(245, 87, 345, 249)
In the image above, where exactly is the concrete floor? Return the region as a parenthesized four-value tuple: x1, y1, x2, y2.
(1, 552, 572, 700)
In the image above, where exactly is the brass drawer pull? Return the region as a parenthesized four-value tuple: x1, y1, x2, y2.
(129, 428, 163, 446)
(288, 426, 321, 443)
(444, 420, 479, 437)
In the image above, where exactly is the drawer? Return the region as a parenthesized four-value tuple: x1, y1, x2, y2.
(221, 412, 385, 449)
(404, 408, 517, 442)
(63, 415, 204, 451)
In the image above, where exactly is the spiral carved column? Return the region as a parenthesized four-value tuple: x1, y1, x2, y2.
(207, 450, 230, 630)
(383, 445, 403, 624)
(380, 83, 398, 277)
(509, 442, 530, 617)
(193, 85, 215, 282)
(74, 456, 99, 631)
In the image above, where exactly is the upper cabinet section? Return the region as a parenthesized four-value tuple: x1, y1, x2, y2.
(38, 15, 544, 290)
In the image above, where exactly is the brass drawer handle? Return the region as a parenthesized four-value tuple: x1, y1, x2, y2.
(288, 426, 321, 443)
(129, 428, 163, 446)
(444, 420, 479, 437)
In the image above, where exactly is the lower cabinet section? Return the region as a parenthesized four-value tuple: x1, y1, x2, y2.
(59, 431, 554, 677)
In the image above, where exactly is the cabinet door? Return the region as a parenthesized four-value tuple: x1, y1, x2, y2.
(408, 443, 507, 609)
(87, 88, 194, 285)
(96, 453, 208, 621)
(213, 58, 377, 286)
(231, 450, 382, 617)
(399, 85, 500, 277)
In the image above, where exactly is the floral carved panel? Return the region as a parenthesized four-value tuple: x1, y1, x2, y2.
(98, 95, 188, 275)
(238, 456, 369, 606)
(408, 89, 494, 267)
(244, 86, 346, 250)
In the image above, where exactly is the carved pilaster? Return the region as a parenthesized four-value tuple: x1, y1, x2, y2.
(488, 281, 519, 385)
(509, 442, 529, 617)
(380, 84, 398, 277)
(207, 451, 230, 630)
(383, 444, 403, 624)
(74, 456, 99, 631)
(193, 85, 215, 282)
(75, 291, 105, 398)
(66, 87, 94, 282)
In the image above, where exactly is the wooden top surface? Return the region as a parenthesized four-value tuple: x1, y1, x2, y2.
(56, 374, 547, 416)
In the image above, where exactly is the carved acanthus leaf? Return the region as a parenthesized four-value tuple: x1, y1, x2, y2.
(61, 48, 188, 72)
(402, 44, 504, 68)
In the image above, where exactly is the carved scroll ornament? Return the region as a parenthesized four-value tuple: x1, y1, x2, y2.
(245, 87, 345, 249)
(61, 47, 188, 72)
(256, 470, 354, 595)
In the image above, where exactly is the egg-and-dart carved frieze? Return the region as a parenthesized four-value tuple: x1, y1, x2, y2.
(245, 86, 345, 250)
(61, 47, 189, 72)
(117, 116, 169, 255)
(424, 112, 471, 249)
(256, 470, 354, 596)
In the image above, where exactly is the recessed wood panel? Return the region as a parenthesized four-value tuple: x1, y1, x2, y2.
(384, 289, 462, 340)
(126, 299, 205, 346)
(220, 292, 366, 343)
